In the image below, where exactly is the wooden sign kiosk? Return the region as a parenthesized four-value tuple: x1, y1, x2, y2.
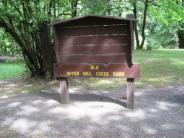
(52, 15, 140, 108)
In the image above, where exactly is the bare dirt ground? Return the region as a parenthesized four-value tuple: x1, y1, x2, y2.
(0, 79, 184, 138)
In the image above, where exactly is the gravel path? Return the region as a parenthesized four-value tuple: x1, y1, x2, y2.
(0, 56, 17, 63)
(0, 85, 184, 138)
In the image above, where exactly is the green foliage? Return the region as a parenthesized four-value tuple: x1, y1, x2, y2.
(147, 23, 178, 49)
(148, 0, 184, 49)
(0, 0, 56, 77)
(0, 30, 20, 55)
(150, 0, 184, 26)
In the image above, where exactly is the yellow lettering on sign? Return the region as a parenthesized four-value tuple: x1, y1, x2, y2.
(113, 72, 125, 77)
(66, 72, 79, 76)
(82, 72, 92, 76)
(90, 65, 99, 70)
(96, 72, 109, 77)
(66, 72, 71, 76)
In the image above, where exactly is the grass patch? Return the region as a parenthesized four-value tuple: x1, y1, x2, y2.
(71, 49, 184, 90)
(136, 49, 184, 88)
(0, 78, 48, 97)
(1, 49, 184, 91)
(0, 62, 25, 80)
(70, 77, 126, 91)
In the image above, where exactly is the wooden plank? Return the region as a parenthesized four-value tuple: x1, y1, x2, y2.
(130, 21, 135, 63)
(57, 54, 129, 64)
(58, 35, 129, 46)
(57, 44, 128, 54)
(59, 24, 129, 36)
(54, 63, 140, 78)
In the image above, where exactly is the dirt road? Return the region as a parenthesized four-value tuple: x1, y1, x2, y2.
(0, 83, 184, 138)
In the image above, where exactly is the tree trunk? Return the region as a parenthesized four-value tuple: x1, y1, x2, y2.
(107, 0, 112, 15)
(39, 21, 54, 79)
(178, 30, 184, 49)
(71, 0, 78, 17)
(139, 0, 149, 49)
(132, 1, 140, 49)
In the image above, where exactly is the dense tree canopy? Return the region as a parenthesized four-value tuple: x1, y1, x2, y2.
(0, 0, 184, 78)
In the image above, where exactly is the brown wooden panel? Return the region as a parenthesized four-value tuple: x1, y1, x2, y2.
(59, 35, 129, 46)
(54, 63, 140, 78)
(59, 24, 129, 36)
(53, 15, 138, 82)
(58, 54, 129, 64)
(57, 44, 128, 54)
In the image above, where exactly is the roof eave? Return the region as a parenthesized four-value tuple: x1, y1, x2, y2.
(50, 15, 137, 26)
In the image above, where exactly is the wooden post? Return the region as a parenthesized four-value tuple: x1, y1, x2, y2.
(59, 78, 69, 104)
(127, 78, 134, 109)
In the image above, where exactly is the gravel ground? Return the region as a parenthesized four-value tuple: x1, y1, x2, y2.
(0, 85, 184, 138)
(0, 56, 17, 63)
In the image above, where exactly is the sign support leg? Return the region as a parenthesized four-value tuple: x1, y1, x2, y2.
(59, 78, 69, 104)
(127, 78, 134, 109)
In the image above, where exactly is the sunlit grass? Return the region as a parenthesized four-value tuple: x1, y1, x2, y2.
(136, 49, 184, 88)
(1, 49, 184, 90)
(71, 77, 126, 90)
(0, 62, 25, 80)
(71, 49, 184, 90)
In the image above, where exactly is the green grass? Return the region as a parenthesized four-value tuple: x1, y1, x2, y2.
(71, 49, 184, 90)
(1, 49, 184, 90)
(0, 62, 25, 80)
(136, 49, 184, 88)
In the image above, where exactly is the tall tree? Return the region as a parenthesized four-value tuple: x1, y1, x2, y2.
(0, 0, 55, 78)
(71, 0, 78, 17)
(139, 0, 149, 49)
(132, 0, 140, 48)
(149, 0, 184, 49)
(131, 0, 149, 49)
(177, 0, 184, 48)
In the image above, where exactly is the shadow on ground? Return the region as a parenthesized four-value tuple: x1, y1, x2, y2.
(0, 85, 184, 138)
(38, 91, 127, 107)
